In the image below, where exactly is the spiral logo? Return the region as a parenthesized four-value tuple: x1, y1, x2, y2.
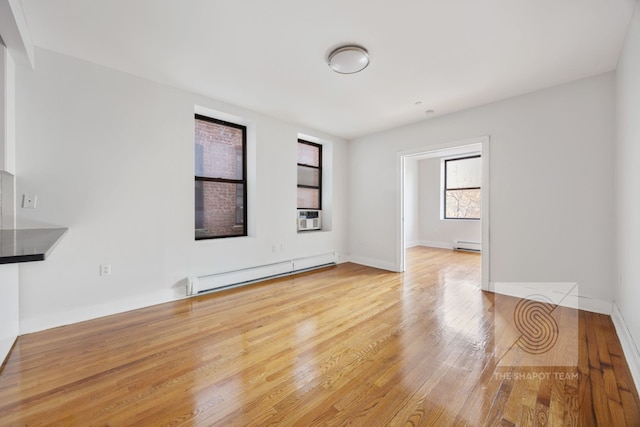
(514, 296, 559, 354)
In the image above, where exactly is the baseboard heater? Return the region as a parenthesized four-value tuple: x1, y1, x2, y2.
(187, 252, 337, 296)
(453, 241, 481, 252)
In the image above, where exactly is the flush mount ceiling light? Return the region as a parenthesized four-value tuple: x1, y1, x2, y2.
(327, 45, 370, 74)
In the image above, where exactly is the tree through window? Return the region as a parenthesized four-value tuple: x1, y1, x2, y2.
(444, 155, 481, 220)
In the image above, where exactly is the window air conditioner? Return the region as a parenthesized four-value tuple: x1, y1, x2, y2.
(298, 210, 321, 231)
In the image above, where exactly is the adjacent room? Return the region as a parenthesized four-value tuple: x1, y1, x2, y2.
(1, 0, 640, 424)
(402, 143, 484, 270)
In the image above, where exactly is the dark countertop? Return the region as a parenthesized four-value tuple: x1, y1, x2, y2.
(0, 228, 68, 265)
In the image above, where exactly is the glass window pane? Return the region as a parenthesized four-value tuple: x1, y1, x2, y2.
(445, 189, 481, 219)
(195, 119, 244, 180)
(195, 181, 245, 238)
(297, 187, 320, 209)
(297, 165, 320, 187)
(298, 142, 320, 167)
(446, 157, 481, 189)
(195, 180, 205, 229)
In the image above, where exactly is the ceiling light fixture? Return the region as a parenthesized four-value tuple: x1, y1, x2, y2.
(327, 45, 370, 74)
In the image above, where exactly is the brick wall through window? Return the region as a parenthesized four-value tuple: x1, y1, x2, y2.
(195, 115, 247, 239)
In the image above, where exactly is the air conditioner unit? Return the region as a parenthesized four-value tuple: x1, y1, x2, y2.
(298, 210, 321, 231)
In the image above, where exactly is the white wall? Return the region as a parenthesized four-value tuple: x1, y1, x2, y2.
(418, 157, 481, 248)
(614, 1, 640, 387)
(349, 73, 615, 310)
(15, 48, 349, 333)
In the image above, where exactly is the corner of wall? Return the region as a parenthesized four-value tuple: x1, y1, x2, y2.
(612, 303, 640, 396)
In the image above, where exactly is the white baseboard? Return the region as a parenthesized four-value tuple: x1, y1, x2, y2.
(418, 241, 454, 250)
(577, 296, 613, 315)
(336, 254, 350, 264)
(19, 289, 180, 335)
(489, 282, 612, 315)
(404, 240, 421, 248)
(348, 255, 400, 272)
(612, 304, 640, 396)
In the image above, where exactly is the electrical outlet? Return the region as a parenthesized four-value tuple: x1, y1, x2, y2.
(22, 194, 38, 209)
(100, 264, 112, 277)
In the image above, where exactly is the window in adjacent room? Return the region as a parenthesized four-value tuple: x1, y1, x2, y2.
(444, 155, 481, 220)
(297, 140, 322, 210)
(194, 114, 247, 239)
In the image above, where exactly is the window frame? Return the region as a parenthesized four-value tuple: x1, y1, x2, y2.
(443, 154, 481, 221)
(297, 139, 322, 210)
(194, 113, 248, 240)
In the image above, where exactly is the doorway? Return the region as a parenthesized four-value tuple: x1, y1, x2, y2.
(397, 136, 490, 290)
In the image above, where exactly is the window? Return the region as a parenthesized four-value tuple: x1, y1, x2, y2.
(444, 155, 481, 220)
(194, 114, 247, 239)
(297, 140, 322, 210)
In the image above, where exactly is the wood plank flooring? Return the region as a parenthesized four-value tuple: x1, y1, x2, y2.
(1, 247, 639, 425)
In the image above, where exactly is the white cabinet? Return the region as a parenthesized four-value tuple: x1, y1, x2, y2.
(0, 263, 18, 364)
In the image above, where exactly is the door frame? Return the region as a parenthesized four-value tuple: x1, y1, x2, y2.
(397, 135, 490, 291)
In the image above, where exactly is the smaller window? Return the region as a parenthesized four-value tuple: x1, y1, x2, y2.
(444, 155, 481, 220)
(297, 140, 322, 210)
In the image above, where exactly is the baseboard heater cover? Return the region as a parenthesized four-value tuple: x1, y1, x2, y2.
(453, 241, 481, 252)
(187, 252, 337, 296)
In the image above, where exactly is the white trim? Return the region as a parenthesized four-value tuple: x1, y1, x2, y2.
(399, 139, 485, 159)
(0, 0, 35, 67)
(297, 132, 321, 144)
(481, 141, 490, 290)
(612, 304, 640, 396)
(349, 255, 400, 272)
(20, 289, 181, 334)
(418, 241, 455, 250)
(489, 282, 612, 315)
(404, 240, 422, 249)
(336, 254, 350, 264)
(577, 296, 613, 315)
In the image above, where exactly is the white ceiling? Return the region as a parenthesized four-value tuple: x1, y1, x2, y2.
(19, 0, 637, 140)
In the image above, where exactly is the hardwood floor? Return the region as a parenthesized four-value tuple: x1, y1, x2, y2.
(1, 247, 639, 426)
